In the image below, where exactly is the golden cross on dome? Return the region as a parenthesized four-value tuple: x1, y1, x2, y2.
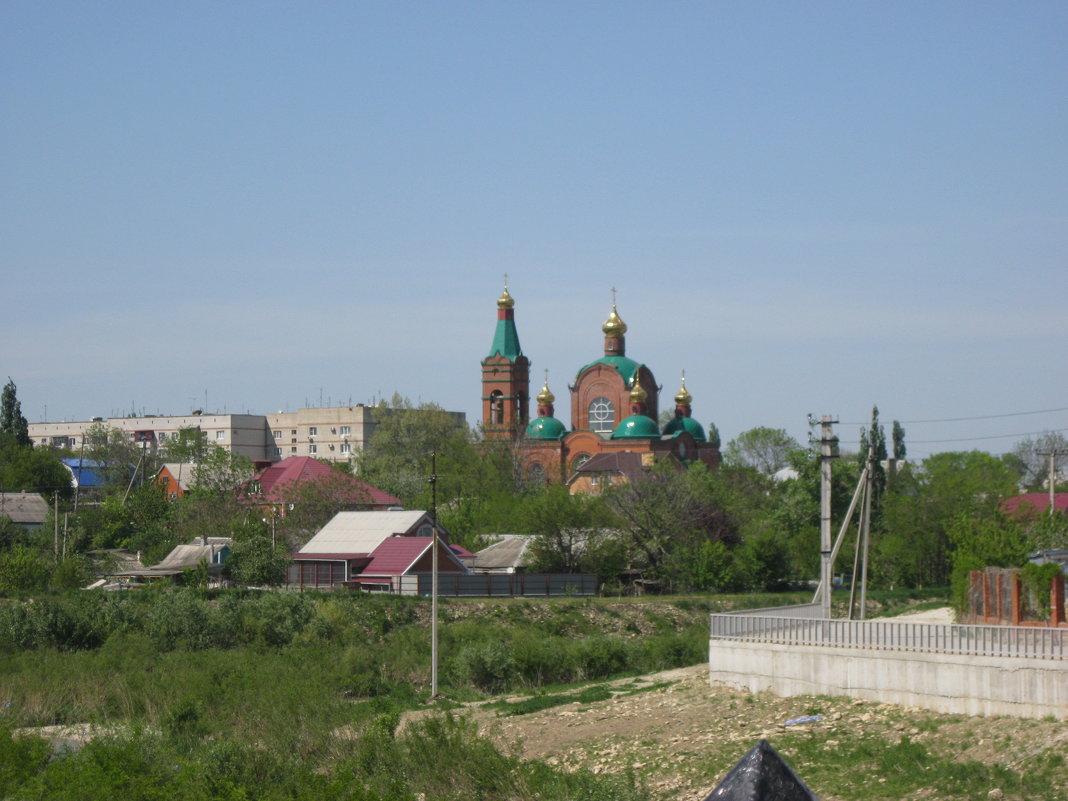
(611, 286, 617, 307)
(504, 272, 509, 290)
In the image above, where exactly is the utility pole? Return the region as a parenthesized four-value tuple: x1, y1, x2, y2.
(1036, 449, 1064, 515)
(809, 415, 838, 618)
(429, 452, 440, 700)
(859, 444, 874, 619)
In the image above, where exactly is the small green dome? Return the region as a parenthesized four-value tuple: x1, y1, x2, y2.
(662, 415, 707, 442)
(526, 416, 567, 440)
(611, 414, 660, 439)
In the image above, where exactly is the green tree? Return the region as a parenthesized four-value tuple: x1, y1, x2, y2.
(603, 461, 743, 589)
(83, 423, 145, 492)
(723, 427, 801, 475)
(227, 536, 289, 586)
(162, 426, 209, 463)
(892, 420, 906, 462)
(0, 379, 30, 448)
(190, 445, 253, 494)
(878, 450, 1018, 588)
(355, 395, 477, 507)
(0, 433, 72, 499)
(520, 486, 614, 574)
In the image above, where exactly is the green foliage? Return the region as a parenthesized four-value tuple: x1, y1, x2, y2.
(0, 544, 52, 594)
(227, 536, 289, 586)
(355, 395, 476, 507)
(947, 513, 1031, 613)
(0, 433, 72, 499)
(1020, 562, 1063, 619)
(0, 378, 31, 448)
(723, 426, 801, 475)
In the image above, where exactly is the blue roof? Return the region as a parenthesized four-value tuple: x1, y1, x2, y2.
(60, 458, 106, 488)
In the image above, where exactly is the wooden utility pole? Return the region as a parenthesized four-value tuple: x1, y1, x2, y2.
(810, 415, 838, 618)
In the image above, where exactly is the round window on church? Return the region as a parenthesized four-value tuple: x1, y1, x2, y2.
(588, 397, 615, 433)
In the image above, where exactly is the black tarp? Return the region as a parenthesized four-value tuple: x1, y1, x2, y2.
(703, 739, 818, 801)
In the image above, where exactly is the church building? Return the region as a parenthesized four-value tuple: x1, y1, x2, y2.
(481, 284, 720, 485)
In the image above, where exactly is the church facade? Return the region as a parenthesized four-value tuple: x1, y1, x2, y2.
(481, 285, 720, 485)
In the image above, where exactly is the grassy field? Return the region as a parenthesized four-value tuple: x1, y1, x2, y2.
(2, 586, 1021, 801)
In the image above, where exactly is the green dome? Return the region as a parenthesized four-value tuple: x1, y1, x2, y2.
(526, 416, 567, 440)
(576, 355, 642, 386)
(611, 414, 660, 439)
(662, 415, 707, 442)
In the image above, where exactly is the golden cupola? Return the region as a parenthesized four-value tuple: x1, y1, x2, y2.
(497, 285, 515, 309)
(602, 304, 627, 337)
(674, 375, 693, 406)
(536, 379, 555, 406)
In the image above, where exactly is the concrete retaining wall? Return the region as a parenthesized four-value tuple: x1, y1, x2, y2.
(709, 640, 1068, 720)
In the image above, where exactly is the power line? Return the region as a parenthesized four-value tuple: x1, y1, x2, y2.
(841, 405, 1068, 426)
(839, 427, 1068, 446)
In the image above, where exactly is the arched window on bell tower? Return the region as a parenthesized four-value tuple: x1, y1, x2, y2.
(489, 390, 504, 425)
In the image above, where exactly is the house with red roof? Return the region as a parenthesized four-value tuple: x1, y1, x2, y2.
(245, 456, 400, 516)
(287, 510, 465, 590)
(1000, 492, 1068, 520)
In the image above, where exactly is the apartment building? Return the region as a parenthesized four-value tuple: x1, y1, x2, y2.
(29, 404, 466, 465)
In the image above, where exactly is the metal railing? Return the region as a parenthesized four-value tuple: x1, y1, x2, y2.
(710, 613, 1068, 660)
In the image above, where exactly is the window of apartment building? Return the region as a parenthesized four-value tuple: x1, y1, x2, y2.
(291, 430, 296, 435)
(274, 448, 281, 456)
(216, 430, 225, 440)
(291, 438, 297, 444)
(157, 432, 167, 442)
(340, 425, 351, 436)
(309, 444, 318, 453)
(273, 431, 281, 439)
(340, 443, 351, 454)
(309, 426, 317, 436)
(291, 446, 296, 453)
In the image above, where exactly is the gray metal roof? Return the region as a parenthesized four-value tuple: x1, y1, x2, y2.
(299, 510, 435, 555)
(0, 492, 49, 525)
(472, 535, 533, 570)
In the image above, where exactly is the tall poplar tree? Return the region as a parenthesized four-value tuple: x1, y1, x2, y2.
(1, 378, 31, 448)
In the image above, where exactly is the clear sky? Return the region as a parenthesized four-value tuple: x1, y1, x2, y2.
(2, 2, 1066, 458)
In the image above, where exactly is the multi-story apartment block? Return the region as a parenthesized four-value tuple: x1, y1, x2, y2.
(29, 404, 466, 465)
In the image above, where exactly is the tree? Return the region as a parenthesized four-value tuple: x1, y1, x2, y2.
(0, 379, 30, 448)
(1010, 431, 1068, 491)
(520, 486, 614, 574)
(878, 450, 1019, 588)
(603, 461, 742, 588)
(723, 427, 801, 475)
(276, 467, 379, 548)
(190, 446, 253, 494)
(83, 423, 144, 492)
(856, 406, 888, 503)
(227, 536, 289, 586)
(162, 426, 209, 463)
(707, 422, 722, 451)
(355, 395, 477, 507)
(892, 420, 906, 462)
(0, 433, 72, 499)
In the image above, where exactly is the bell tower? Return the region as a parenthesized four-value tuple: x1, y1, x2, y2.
(481, 281, 530, 438)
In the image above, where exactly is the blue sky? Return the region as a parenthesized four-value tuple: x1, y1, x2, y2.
(2, 2, 1066, 458)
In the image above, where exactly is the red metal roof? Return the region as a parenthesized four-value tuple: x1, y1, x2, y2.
(249, 456, 400, 507)
(1001, 492, 1068, 519)
(359, 536, 465, 576)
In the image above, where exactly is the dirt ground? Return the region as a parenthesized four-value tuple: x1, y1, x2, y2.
(450, 608, 1068, 801)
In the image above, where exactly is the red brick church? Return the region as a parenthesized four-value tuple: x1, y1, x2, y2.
(481, 284, 720, 484)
